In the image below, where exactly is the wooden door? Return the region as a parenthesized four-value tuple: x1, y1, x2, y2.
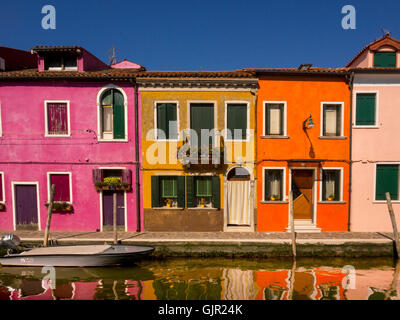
(102, 191, 125, 228)
(292, 170, 313, 220)
(15, 185, 38, 229)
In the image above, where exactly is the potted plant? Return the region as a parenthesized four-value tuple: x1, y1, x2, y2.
(45, 202, 73, 213)
(327, 194, 335, 201)
(270, 195, 280, 201)
(200, 197, 205, 208)
(94, 177, 131, 191)
(165, 198, 173, 208)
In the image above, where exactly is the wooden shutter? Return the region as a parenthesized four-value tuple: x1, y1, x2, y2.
(167, 103, 177, 140)
(324, 105, 338, 136)
(334, 170, 341, 201)
(47, 103, 68, 135)
(50, 174, 70, 202)
(374, 52, 396, 68)
(227, 103, 247, 140)
(264, 170, 269, 200)
(93, 169, 103, 184)
(190, 104, 214, 146)
(156, 103, 167, 139)
(267, 104, 283, 135)
(177, 176, 185, 208)
(122, 169, 132, 185)
(186, 176, 195, 208)
(211, 176, 221, 209)
(376, 165, 399, 200)
(356, 94, 376, 126)
(151, 176, 160, 208)
(113, 90, 125, 139)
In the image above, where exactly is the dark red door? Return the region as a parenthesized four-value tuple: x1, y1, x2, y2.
(15, 185, 38, 227)
(102, 191, 125, 227)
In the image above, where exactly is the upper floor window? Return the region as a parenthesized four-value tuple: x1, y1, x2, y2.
(189, 103, 215, 146)
(45, 54, 78, 71)
(226, 103, 248, 141)
(155, 102, 177, 140)
(374, 52, 396, 68)
(375, 164, 399, 201)
(322, 104, 342, 137)
(264, 102, 285, 136)
(355, 93, 377, 127)
(100, 88, 126, 140)
(45, 101, 70, 137)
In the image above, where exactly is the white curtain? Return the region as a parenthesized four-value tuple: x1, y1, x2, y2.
(227, 181, 251, 225)
(325, 108, 337, 135)
(269, 107, 281, 135)
(223, 269, 258, 300)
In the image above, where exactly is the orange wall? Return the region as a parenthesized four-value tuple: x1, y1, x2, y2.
(256, 76, 351, 232)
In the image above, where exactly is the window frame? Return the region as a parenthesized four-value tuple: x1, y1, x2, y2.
(0, 172, 5, 204)
(153, 101, 180, 142)
(47, 172, 73, 204)
(187, 100, 218, 147)
(96, 85, 128, 142)
(320, 102, 344, 137)
(319, 167, 344, 203)
(353, 91, 379, 128)
(373, 162, 400, 203)
(262, 167, 287, 203)
(45, 55, 78, 71)
(44, 100, 71, 137)
(224, 101, 250, 142)
(262, 101, 287, 138)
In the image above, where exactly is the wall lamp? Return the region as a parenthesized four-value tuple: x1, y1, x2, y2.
(302, 114, 315, 130)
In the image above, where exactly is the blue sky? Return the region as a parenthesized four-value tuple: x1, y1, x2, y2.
(1, 0, 399, 70)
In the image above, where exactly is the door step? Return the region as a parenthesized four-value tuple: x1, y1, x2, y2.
(286, 220, 321, 233)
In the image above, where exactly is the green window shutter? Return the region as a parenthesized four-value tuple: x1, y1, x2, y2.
(156, 103, 168, 139)
(227, 104, 247, 140)
(161, 177, 177, 198)
(151, 176, 160, 208)
(374, 52, 396, 68)
(186, 176, 195, 208)
(356, 94, 376, 126)
(177, 176, 185, 208)
(113, 90, 125, 139)
(196, 177, 212, 197)
(211, 176, 221, 209)
(190, 104, 214, 146)
(376, 165, 399, 200)
(166, 103, 177, 140)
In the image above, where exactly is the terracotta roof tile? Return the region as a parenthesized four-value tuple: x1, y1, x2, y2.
(134, 70, 256, 78)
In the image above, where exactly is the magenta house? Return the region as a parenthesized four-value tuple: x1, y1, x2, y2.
(0, 46, 144, 232)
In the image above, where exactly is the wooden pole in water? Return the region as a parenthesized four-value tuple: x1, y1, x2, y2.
(289, 191, 297, 258)
(43, 184, 56, 247)
(113, 192, 118, 245)
(386, 192, 400, 259)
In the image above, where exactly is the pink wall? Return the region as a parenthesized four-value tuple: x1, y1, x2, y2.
(351, 82, 400, 232)
(0, 82, 143, 231)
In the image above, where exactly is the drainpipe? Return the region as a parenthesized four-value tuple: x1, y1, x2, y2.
(131, 79, 141, 232)
(348, 71, 355, 232)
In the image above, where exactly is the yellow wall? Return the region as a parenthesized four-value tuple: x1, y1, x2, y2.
(141, 90, 257, 209)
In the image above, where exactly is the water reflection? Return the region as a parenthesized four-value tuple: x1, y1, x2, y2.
(0, 258, 399, 300)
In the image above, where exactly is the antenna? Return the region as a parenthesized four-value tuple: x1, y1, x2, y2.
(107, 46, 118, 65)
(382, 28, 391, 36)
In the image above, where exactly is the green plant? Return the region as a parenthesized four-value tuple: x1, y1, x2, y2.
(45, 201, 73, 212)
(103, 177, 122, 185)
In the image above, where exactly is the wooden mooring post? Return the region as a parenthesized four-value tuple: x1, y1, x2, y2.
(113, 192, 118, 245)
(385, 192, 400, 259)
(43, 184, 56, 247)
(289, 191, 297, 258)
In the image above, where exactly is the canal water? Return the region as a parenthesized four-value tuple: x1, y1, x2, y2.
(0, 257, 399, 300)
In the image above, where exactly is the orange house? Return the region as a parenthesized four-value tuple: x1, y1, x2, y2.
(247, 68, 351, 232)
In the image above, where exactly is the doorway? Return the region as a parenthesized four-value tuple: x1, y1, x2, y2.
(291, 169, 314, 221)
(14, 184, 39, 230)
(102, 191, 125, 231)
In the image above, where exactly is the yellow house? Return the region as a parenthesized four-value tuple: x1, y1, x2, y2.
(137, 71, 258, 232)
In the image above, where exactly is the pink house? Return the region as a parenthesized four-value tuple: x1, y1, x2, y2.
(0, 46, 143, 232)
(348, 35, 400, 232)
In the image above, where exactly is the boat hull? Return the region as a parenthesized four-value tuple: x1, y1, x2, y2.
(0, 245, 154, 267)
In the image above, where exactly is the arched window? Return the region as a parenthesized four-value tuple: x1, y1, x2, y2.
(100, 88, 125, 140)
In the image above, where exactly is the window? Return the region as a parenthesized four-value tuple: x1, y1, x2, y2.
(186, 175, 220, 209)
(264, 169, 284, 201)
(0, 173, 4, 203)
(375, 164, 399, 201)
(156, 103, 177, 140)
(264, 103, 284, 136)
(45, 55, 78, 71)
(355, 93, 376, 126)
(374, 52, 396, 68)
(226, 103, 248, 140)
(45, 101, 70, 136)
(190, 103, 215, 146)
(322, 104, 342, 136)
(48, 173, 72, 203)
(100, 89, 126, 140)
(321, 169, 341, 201)
(151, 176, 185, 208)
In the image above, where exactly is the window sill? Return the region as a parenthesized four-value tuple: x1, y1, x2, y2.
(318, 201, 346, 204)
(45, 134, 71, 138)
(153, 207, 184, 210)
(188, 207, 218, 210)
(318, 136, 347, 140)
(260, 201, 288, 204)
(225, 138, 250, 142)
(260, 136, 289, 139)
(352, 126, 379, 129)
(98, 139, 128, 143)
(373, 201, 400, 204)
